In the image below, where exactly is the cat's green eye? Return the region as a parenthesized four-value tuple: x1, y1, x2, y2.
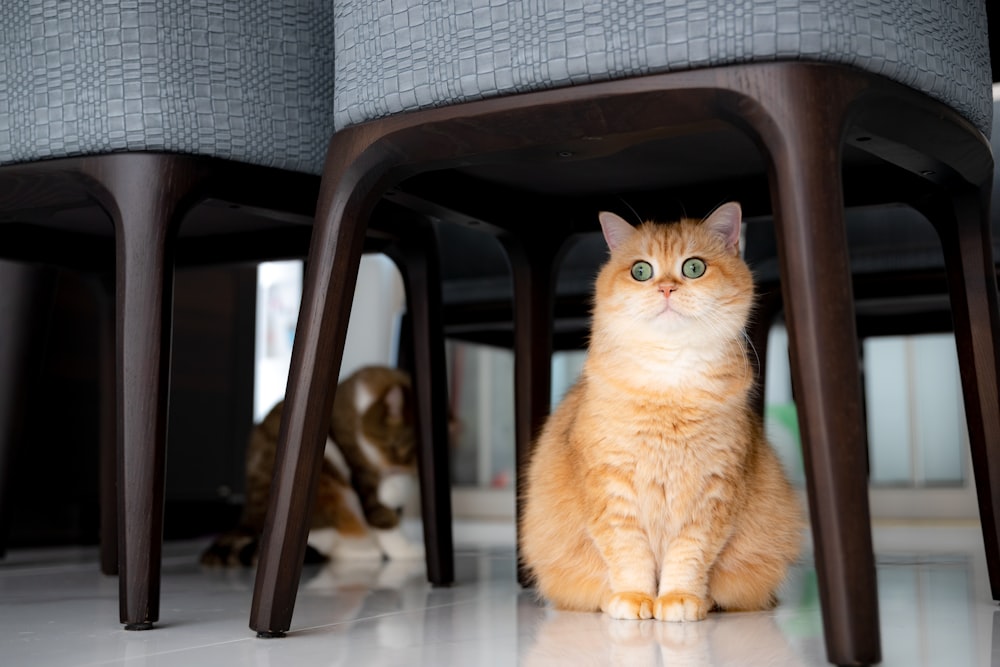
(631, 261, 653, 282)
(682, 257, 707, 279)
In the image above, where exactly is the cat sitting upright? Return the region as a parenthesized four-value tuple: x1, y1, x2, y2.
(520, 203, 802, 622)
(201, 365, 424, 567)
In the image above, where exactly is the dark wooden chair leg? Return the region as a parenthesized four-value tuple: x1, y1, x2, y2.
(929, 187, 1000, 599)
(751, 74, 880, 666)
(84, 154, 197, 630)
(250, 146, 373, 637)
(0, 262, 56, 558)
(385, 221, 456, 587)
(500, 232, 571, 587)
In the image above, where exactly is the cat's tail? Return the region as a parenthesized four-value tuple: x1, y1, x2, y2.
(199, 526, 260, 567)
(199, 525, 330, 568)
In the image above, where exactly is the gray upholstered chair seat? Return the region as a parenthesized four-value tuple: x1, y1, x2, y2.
(0, 0, 335, 173)
(335, 0, 992, 136)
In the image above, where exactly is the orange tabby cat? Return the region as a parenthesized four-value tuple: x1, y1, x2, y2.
(520, 202, 802, 621)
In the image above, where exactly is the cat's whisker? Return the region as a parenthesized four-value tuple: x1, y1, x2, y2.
(691, 308, 754, 384)
(741, 328, 761, 383)
(618, 197, 644, 226)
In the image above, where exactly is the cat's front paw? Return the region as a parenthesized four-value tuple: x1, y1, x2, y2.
(377, 474, 414, 509)
(330, 535, 383, 561)
(654, 592, 710, 622)
(603, 592, 654, 620)
(374, 528, 425, 560)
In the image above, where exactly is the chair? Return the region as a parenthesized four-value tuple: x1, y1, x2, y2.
(0, 3, 458, 629)
(251, 2, 996, 665)
(0, 0, 338, 631)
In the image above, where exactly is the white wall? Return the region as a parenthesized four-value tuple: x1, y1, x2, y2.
(253, 255, 405, 420)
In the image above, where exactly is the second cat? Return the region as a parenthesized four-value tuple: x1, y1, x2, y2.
(201, 365, 423, 567)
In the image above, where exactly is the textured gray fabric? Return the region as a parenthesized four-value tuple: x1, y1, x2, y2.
(0, 1, 336, 174)
(335, 0, 993, 137)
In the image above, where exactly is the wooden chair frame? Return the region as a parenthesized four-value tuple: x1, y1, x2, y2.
(249, 63, 997, 666)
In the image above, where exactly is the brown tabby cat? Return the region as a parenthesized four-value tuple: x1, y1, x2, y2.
(201, 365, 423, 567)
(520, 202, 802, 621)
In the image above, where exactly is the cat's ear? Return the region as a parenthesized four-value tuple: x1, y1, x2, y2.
(598, 211, 636, 251)
(703, 202, 742, 254)
(383, 385, 405, 423)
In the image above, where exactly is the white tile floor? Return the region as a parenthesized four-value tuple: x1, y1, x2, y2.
(0, 520, 996, 666)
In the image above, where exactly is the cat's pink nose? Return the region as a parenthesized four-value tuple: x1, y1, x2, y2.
(658, 282, 678, 296)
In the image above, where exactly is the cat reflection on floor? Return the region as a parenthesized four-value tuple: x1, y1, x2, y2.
(522, 606, 806, 667)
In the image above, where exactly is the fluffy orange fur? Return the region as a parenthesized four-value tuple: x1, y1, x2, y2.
(520, 203, 802, 622)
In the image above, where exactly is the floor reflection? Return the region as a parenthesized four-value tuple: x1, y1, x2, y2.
(522, 604, 808, 666)
(1, 523, 997, 666)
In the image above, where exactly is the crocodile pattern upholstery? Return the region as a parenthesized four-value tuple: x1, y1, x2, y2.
(335, 0, 992, 137)
(0, 0, 336, 174)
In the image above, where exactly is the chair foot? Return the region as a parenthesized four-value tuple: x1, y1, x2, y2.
(124, 622, 154, 632)
(256, 631, 286, 639)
